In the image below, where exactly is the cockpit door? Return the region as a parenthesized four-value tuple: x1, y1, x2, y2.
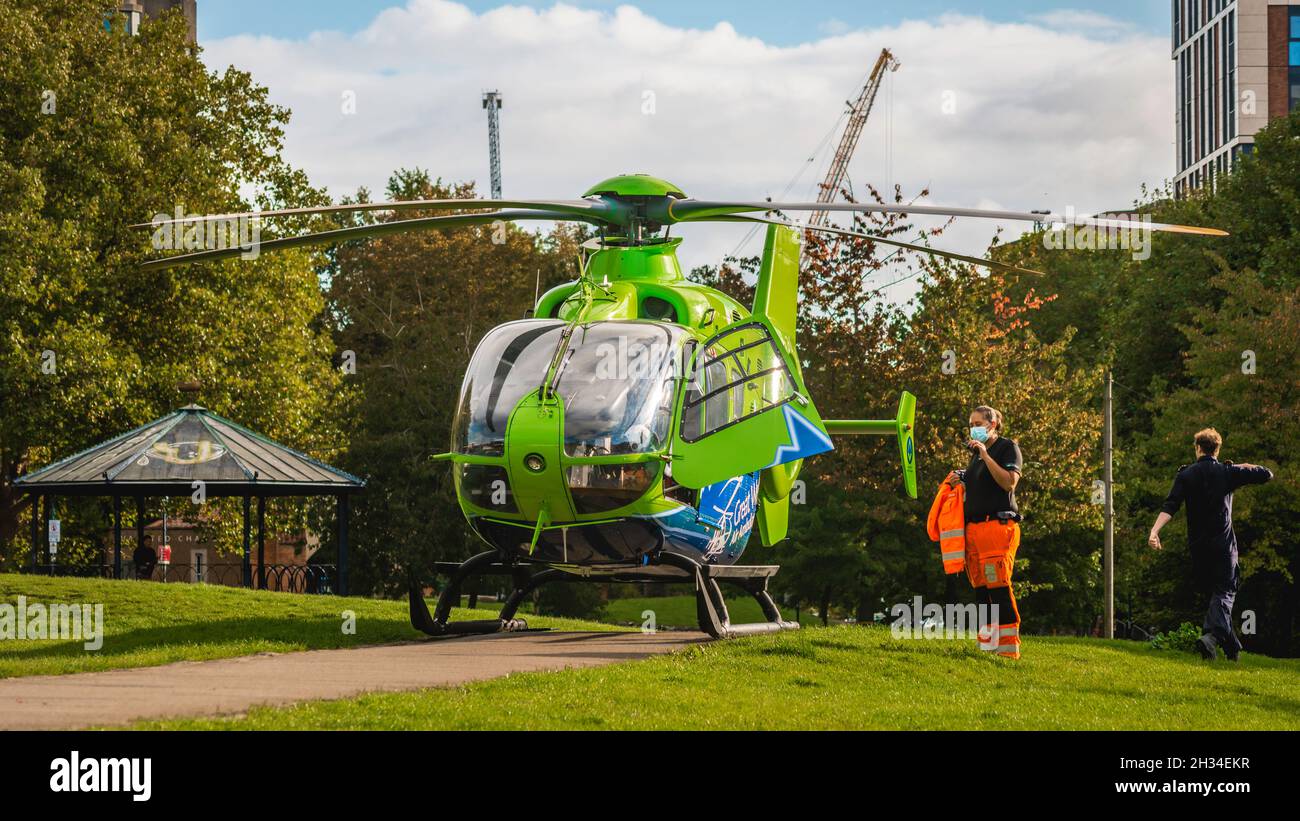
(669, 320, 832, 489)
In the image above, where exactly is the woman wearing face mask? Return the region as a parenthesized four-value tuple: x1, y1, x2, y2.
(962, 405, 1023, 659)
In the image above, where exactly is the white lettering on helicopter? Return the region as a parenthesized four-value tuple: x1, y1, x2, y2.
(700, 476, 758, 561)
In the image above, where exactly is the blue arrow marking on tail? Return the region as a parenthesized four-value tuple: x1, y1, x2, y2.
(766, 404, 834, 469)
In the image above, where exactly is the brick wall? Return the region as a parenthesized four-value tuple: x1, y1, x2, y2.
(1268, 4, 1290, 120)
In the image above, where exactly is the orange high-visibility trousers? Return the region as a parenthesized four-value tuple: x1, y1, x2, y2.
(965, 519, 1021, 659)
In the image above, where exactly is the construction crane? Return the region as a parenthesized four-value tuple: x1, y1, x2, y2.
(482, 90, 503, 200)
(809, 49, 900, 227)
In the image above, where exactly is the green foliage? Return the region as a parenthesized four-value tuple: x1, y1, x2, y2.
(993, 107, 1300, 655)
(0, 1, 344, 563)
(1149, 622, 1202, 653)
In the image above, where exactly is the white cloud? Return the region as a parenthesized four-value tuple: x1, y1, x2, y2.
(819, 19, 851, 36)
(1027, 9, 1137, 33)
(201, 1, 1175, 302)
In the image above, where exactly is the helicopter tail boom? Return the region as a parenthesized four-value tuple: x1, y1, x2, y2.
(825, 391, 918, 499)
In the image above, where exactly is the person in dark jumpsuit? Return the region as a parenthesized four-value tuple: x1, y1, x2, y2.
(1148, 428, 1272, 661)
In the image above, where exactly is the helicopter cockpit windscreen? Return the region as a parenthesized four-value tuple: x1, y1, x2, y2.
(453, 320, 688, 515)
(555, 321, 685, 513)
(453, 320, 566, 457)
(554, 322, 685, 457)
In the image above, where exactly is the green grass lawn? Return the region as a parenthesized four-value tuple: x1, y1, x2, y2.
(448, 592, 807, 629)
(603, 594, 806, 628)
(140, 624, 1300, 731)
(0, 574, 619, 678)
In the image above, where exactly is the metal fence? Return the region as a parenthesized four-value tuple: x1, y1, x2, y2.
(22, 563, 338, 595)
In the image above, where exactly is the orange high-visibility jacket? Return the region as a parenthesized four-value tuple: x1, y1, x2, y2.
(926, 472, 967, 574)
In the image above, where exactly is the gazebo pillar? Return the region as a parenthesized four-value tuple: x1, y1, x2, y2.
(112, 495, 122, 579)
(338, 494, 350, 597)
(241, 495, 252, 589)
(256, 495, 266, 590)
(29, 494, 40, 570)
(135, 495, 145, 580)
(43, 495, 52, 569)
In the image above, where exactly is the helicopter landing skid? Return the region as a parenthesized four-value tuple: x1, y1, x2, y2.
(656, 552, 801, 639)
(409, 550, 799, 640)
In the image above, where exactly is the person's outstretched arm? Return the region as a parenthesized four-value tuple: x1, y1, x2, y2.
(1149, 473, 1185, 550)
(1228, 462, 1273, 490)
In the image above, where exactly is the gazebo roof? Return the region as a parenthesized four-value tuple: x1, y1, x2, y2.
(15, 405, 364, 497)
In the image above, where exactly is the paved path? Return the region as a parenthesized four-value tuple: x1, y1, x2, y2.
(0, 631, 707, 730)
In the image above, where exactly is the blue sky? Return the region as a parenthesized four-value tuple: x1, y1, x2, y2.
(198, 0, 1172, 44)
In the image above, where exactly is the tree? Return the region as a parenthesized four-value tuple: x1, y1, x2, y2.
(988, 107, 1300, 653)
(1136, 266, 1299, 654)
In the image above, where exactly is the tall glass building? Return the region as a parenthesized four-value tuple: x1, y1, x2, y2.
(1173, 0, 1300, 194)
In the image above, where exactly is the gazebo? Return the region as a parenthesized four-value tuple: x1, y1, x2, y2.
(14, 404, 364, 595)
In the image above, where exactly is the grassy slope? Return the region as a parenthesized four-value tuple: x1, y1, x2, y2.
(142, 625, 1300, 731)
(603, 595, 805, 628)
(449, 593, 804, 629)
(0, 574, 619, 678)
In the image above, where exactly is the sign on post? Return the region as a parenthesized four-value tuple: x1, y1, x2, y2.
(48, 519, 61, 555)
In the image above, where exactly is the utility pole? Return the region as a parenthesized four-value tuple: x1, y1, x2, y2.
(482, 91, 503, 200)
(1103, 370, 1114, 639)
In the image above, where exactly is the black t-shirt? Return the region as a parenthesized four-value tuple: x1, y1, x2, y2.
(963, 436, 1023, 521)
(1160, 456, 1272, 553)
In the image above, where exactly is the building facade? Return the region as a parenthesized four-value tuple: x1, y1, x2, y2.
(114, 1, 197, 44)
(1173, 0, 1300, 194)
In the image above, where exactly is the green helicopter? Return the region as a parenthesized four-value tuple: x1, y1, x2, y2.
(141, 173, 1225, 637)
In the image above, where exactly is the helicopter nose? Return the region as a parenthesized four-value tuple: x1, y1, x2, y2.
(504, 389, 573, 523)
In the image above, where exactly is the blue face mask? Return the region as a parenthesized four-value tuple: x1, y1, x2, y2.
(970, 426, 990, 443)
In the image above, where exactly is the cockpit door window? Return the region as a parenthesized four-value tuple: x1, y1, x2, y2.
(671, 321, 832, 489)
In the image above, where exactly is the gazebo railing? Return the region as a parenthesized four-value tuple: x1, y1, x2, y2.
(22, 563, 337, 595)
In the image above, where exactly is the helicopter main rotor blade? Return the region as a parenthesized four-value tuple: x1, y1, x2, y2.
(669, 200, 1229, 237)
(138, 210, 593, 271)
(131, 198, 617, 230)
(722, 215, 1047, 277)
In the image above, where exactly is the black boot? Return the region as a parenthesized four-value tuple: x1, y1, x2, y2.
(1196, 634, 1218, 661)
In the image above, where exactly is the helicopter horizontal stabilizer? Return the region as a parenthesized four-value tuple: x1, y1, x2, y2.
(824, 391, 918, 499)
